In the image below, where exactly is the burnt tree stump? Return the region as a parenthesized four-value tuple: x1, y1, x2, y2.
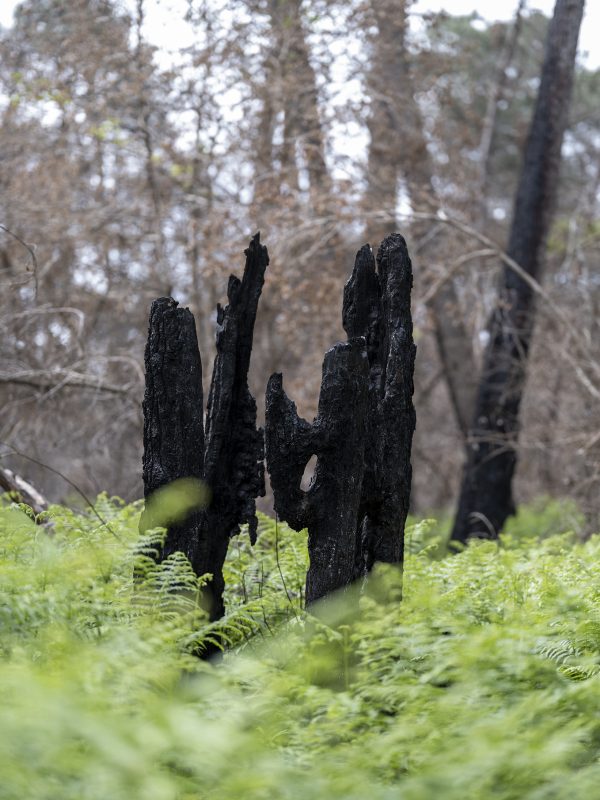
(140, 297, 205, 556)
(344, 234, 416, 577)
(265, 233, 416, 605)
(199, 234, 267, 618)
(266, 340, 369, 604)
(141, 233, 268, 620)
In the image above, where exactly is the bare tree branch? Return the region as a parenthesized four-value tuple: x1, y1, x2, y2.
(0, 224, 39, 300)
(0, 370, 139, 400)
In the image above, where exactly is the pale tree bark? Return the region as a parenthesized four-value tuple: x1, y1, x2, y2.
(251, 0, 344, 412)
(271, 0, 331, 205)
(0, 466, 48, 516)
(132, 0, 170, 293)
(365, 0, 478, 438)
(254, 0, 332, 208)
(452, 0, 586, 543)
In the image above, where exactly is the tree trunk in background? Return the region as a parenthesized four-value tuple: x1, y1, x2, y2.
(271, 0, 331, 205)
(365, 0, 477, 438)
(474, 0, 527, 227)
(251, 0, 344, 422)
(452, 0, 585, 543)
(254, 0, 332, 208)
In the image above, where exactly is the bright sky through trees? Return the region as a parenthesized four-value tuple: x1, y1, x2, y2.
(0, 0, 598, 68)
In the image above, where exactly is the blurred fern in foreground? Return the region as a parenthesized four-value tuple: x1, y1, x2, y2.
(1, 495, 599, 799)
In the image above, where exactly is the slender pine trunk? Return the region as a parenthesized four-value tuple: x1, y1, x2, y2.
(452, 0, 586, 543)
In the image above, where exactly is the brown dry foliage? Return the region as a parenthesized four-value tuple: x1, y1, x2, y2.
(0, 0, 598, 526)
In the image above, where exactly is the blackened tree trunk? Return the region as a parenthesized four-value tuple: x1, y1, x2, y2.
(343, 235, 416, 576)
(199, 235, 268, 618)
(141, 234, 268, 620)
(140, 297, 205, 556)
(452, 0, 585, 543)
(266, 340, 369, 604)
(265, 234, 416, 604)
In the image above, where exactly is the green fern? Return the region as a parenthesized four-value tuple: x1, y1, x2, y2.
(2, 494, 600, 799)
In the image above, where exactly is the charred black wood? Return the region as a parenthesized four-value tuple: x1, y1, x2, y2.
(198, 234, 268, 619)
(344, 234, 416, 577)
(451, 0, 585, 544)
(265, 233, 415, 605)
(140, 297, 205, 561)
(266, 340, 369, 604)
(141, 234, 268, 621)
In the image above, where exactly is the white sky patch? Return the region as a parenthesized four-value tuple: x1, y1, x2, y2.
(1, 0, 597, 195)
(411, 0, 599, 69)
(1, 0, 598, 69)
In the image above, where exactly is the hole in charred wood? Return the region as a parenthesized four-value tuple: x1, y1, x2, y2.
(300, 454, 318, 492)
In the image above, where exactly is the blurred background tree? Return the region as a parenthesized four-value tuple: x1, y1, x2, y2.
(0, 0, 598, 531)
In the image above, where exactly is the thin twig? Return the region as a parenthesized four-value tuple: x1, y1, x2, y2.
(406, 210, 600, 392)
(274, 513, 299, 620)
(0, 224, 39, 301)
(0, 443, 123, 542)
(0, 370, 138, 400)
(421, 248, 496, 305)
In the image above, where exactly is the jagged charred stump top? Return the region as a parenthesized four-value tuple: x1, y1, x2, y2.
(202, 233, 268, 548)
(142, 297, 204, 496)
(344, 234, 416, 572)
(141, 234, 269, 622)
(141, 232, 414, 617)
(266, 233, 416, 605)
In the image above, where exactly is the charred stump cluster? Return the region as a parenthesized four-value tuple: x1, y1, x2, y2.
(141, 232, 416, 619)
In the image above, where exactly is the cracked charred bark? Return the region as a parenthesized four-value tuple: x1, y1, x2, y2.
(199, 234, 268, 618)
(266, 339, 369, 605)
(265, 233, 416, 605)
(141, 233, 268, 620)
(140, 296, 205, 557)
(344, 234, 416, 577)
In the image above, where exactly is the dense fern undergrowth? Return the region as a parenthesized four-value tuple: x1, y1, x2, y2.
(1, 495, 600, 799)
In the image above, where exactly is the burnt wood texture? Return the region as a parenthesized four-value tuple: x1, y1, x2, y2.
(141, 233, 268, 620)
(266, 233, 416, 604)
(344, 235, 416, 576)
(266, 340, 370, 604)
(451, 0, 585, 544)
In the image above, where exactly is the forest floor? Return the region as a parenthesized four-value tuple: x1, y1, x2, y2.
(0, 495, 599, 799)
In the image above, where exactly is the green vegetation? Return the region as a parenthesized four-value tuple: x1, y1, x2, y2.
(1, 496, 600, 799)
